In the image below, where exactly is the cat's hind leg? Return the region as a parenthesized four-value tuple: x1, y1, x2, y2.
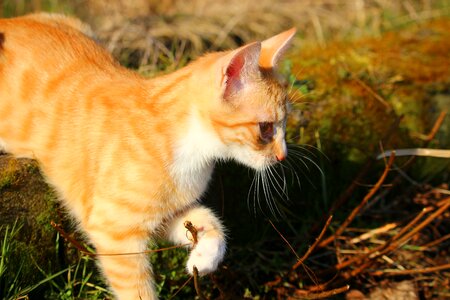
(83, 203, 156, 300)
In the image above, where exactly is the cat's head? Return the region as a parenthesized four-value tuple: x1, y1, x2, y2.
(208, 28, 296, 171)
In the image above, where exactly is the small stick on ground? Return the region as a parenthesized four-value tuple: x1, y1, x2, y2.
(292, 215, 332, 271)
(319, 153, 396, 248)
(50, 220, 95, 257)
(269, 219, 300, 260)
(420, 233, 450, 250)
(294, 285, 350, 299)
(168, 276, 193, 300)
(370, 263, 450, 277)
(185, 221, 207, 299)
(388, 198, 450, 251)
(193, 266, 207, 300)
(391, 206, 434, 242)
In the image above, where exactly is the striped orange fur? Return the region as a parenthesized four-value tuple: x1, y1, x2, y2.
(0, 12, 295, 299)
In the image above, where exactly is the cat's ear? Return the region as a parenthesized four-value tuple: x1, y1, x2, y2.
(259, 27, 296, 69)
(222, 42, 261, 100)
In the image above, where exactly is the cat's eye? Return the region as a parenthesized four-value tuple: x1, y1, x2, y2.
(259, 122, 275, 143)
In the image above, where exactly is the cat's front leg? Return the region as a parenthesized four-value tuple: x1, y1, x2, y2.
(166, 205, 226, 275)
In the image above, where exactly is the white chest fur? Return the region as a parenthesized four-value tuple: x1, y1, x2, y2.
(170, 109, 223, 204)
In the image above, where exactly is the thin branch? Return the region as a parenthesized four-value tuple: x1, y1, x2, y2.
(51, 220, 95, 257)
(391, 206, 434, 242)
(168, 276, 193, 300)
(420, 233, 450, 250)
(293, 285, 350, 299)
(353, 76, 391, 110)
(292, 216, 332, 271)
(389, 198, 450, 250)
(184, 220, 199, 245)
(319, 153, 396, 248)
(423, 110, 447, 141)
(370, 263, 450, 276)
(51, 220, 190, 257)
(193, 266, 207, 300)
(349, 223, 397, 244)
(269, 219, 300, 260)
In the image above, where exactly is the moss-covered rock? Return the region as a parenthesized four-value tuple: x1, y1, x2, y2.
(0, 155, 60, 288)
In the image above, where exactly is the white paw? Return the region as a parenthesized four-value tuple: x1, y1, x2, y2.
(186, 237, 225, 276)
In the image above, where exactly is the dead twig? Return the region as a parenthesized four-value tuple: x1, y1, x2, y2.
(292, 216, 332, 271)
(370, 263, 450, 277)
(319, 116, 402, 222)
(420, 233, 450, 250)
(269, 219, 300, 260)
(51, 220, 189, 257)
(293, 285, 350, 299)
(168, 276, 193, 300)
(185, 221, 208, 300)
(193, 266, 207, 300)
(387, 198, 450, 251)
(184, 220, 198, 245)
(391, 207, 434, 242)
(411, 110, 447, 141)
(50, 220, 95, 257)
(352, 76, 392, 110)
(349, 223, 397, 244)
(319, 153, 396, 248)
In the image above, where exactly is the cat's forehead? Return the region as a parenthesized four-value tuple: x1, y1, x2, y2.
(242, 83, 287, 122)
(255, 76, 287, 117)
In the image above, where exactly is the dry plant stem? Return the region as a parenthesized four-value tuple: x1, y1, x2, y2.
(168, 276, 193, 300)
(292, 216, 332, 271)
(51, 220, 190, 257)
(329, 199, 450, 280)
(423, 110, 447, 142)
(349, 223, 397, 244)
(352, 76, 391, 110)
(319, 153, 396, 248)
(269, 219, 300, 260)
(50, 220, 95, 257)
(437, 197, 450, 206)
(389, 198, 450, 250)
(317, 198, 449, 278)
(184, 220, 198, 245)
(184, 221, 207, 300)
(370, 263, 450, 277)
(314, 116, 402, 234)
(193, 266, 207, 300)
(391, 207, 434, 242)
(294, 285, 350, 299)
(389, 110, 447, 174)
(420, 233, 450, 250)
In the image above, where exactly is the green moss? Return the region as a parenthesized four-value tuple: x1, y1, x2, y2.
(288, 19, 450, 167)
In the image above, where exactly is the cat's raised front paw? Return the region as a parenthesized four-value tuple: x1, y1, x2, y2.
(186, 237, 225, 275)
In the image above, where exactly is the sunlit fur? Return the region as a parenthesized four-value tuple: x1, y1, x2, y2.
(0, 13, 295, 299)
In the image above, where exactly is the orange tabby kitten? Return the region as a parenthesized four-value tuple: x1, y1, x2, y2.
(0, 13, 295, 299)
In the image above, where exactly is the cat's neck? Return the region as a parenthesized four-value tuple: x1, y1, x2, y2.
(142, 64, 224, 194)
(168, 101, 223, 203)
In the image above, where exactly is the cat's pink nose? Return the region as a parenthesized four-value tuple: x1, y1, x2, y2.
(275, 142, 287, 162)
(276, 153, 286, 162)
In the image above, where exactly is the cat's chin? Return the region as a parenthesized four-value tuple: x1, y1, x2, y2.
(232, 152, 277, 171)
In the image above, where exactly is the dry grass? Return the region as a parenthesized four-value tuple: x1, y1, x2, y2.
(73, 0, 450, 73)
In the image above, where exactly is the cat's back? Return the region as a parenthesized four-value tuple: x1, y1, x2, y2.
(0, 14, 139, 159)
(0, 14, 117, 73)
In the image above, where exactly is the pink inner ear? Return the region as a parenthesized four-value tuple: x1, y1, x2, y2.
(224, 53, 245, 99)
(226, 54, 245, 80)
